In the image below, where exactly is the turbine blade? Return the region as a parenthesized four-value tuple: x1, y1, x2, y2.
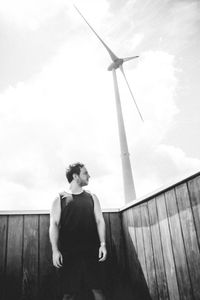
(120, 65, 144, 122)
(123, 55, 139, 62)
(74, 5, 118, 62)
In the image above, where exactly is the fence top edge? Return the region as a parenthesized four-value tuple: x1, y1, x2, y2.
(120, 169, 200, 212)
(0, 208, 120, 215)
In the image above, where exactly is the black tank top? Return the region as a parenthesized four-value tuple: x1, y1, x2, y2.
(59, 190, 100, 258)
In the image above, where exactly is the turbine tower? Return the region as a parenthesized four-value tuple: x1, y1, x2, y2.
(75, 6, 143, 203)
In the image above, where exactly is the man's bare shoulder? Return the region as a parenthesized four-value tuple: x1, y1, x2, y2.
(51, 195, 60, 211)
(85, 190, 99, 204)
(86, 189, 95, 197)
(51, 191, 68, 206)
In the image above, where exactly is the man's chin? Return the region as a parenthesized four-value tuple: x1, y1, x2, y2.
(81, 181, 88, 187)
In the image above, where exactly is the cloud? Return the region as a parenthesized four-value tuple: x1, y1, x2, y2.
(0, 0, 68, 29)
(0, 33, 123, 209)
(166, 1, 200, 39)
(118, 49, 200, 198)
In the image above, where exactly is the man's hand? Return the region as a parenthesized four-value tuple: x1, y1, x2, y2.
(98, 245, 107, 262)
(52, 250, 63, 268)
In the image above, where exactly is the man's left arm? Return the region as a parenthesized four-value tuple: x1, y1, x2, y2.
(92, 193, 107, 262)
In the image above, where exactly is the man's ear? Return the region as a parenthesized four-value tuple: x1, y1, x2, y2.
(72, 173, 78, 180)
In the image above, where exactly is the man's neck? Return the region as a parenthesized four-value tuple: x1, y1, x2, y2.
(69, 182, 83, 194)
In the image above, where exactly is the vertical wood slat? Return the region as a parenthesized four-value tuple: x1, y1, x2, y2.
(165, 189, 193, 299)
(125, 208, 139, 287)
(127, 208, 137, 252)
(132, 206, 148, 284)
(123, 208, 151, 300)
(0, 216, 7, 300)
(121, 209, 138, 288)
(156, 194, 179, 300)
(140, 203, 159, 300)
(103, 213, 112, 261)
(148, 198, 169, 300)
(6, 215, 23, 300)
(102, 212, 113, 300)
(109, 212, 134, 300)
(121, 210, 134, 284)
(188, 176, 200, 248)
(109, 212, 125, 271)
(175, 183, 200, 299)
(39, 215, 55, 300)
(22, 215, 39, 300)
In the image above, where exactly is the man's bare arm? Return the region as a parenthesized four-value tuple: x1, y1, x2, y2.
(49, 196, 63, 268)
(92, 193, 107, 262)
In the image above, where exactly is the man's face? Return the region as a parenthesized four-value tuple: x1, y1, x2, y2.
(77, 166, 90, 186)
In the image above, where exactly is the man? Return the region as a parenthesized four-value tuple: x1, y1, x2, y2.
(49, 162, 107, 300)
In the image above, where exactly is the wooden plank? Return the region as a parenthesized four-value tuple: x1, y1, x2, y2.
(140, 203, 159, 300)
(148, 198, 169, 300)
(103, 212, 112, 259)
(102, 212, 113, 300)
(125, 205, 145, 298)
(188, 176, 200, 247)
(109, 212, 125, 270)
(121, 210, 134, 281)
(127, 208, 137, 252)
(165, 189, 193, 299)
(0, 216, 8, 300)
(121, 210, 139, 287)
(123, 208, 151, 300)
(6, 215, 23, 300)
(132, 205, 148, 284)
(175, 183, 200, 299)
(39, 215, 56, 300)
(109, 212, 135, 300)
(156, 194, 180, 300)
(22, 215, 39, 300)
(105, 211, 132, 300)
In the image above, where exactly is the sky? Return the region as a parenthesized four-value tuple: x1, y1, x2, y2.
(0, 0, 200, 210)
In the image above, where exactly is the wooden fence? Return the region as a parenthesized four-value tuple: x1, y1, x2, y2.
(121, 172, 200, 300)
(0, 210, 134, 300)
(0, 171, 200, 299)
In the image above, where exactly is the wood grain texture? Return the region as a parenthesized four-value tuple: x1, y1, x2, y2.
(109, 212, 125, 271)
(148, 199, 169, 300)
(103, 212, 113, 300)
(122, 208, 151, 300)
(165, 189, 193, 299)
(0, 216, 7, 300)
(121, 210, 139, 291)
(39, 214, 56, 300)
(121, 210, 133, 281)
(156, 194, 179, 300)
(188, 176, 200, 248)
(109, 212, 134, 300)
(140, 203, 158, 300)
(22, 215, 39, 300)
(6, 215, 23, 300)
(175, 183, 200, 300)
(133, 205, 148, 284)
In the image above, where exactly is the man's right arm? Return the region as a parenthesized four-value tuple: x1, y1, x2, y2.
(49, 196, 63, 268)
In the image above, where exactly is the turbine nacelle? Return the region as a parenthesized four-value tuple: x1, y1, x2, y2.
(108, 58, 123, 71)
(107, 56, 140, 71)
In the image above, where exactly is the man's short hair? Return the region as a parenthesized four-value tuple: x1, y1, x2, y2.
(66, 162, 84, 183)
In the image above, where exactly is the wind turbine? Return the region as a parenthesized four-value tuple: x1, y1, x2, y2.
(75, 5, 143, 203)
